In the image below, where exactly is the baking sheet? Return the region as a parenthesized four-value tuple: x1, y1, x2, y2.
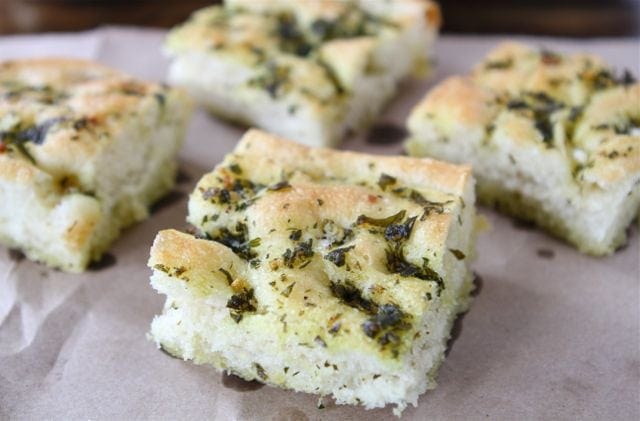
(0, 27, 639, 420)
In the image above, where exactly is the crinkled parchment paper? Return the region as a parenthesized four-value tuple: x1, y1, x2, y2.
(0, 28, 638, 419)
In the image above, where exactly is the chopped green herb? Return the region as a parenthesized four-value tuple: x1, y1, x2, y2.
(310, 18, 334, 40)
(591, 69, 618, 90)
(277, 13, 312, 56)
(583, 68, 636, 90)
(317, 59, 345, 94)
(540, 49, 561, 65)
(73, 118, 89, 130)
(449, 249, 466, 260)
(268, 180, 291, 191)
(314, 335, 327, 348)
(26, 117, 65, 144)
(568, 106, 583, 122)
(249, 45, 265, 60)
(281, 282, 296, 297)
(484, 57, 513, 70)
(219, 268, 234, 285)
(2, 83, 66, 104)
(356, 210, 406, 228)
(386, 245, 443, 285)
(329, 280, 376, 314)
(361, 303, 411, 350)
(282, 238, 314, 268)
(391, 188, 448, 219)
(324, 245, 355, 267)
(154, 92, 166, 107)
(507, 100, 528, 110)
(376, 303, 403, 327)
(620, 69, 636, 85)
(373, 211, 445, 291)
(210, 222, 260, 260)
(0, 117, 66, 163)
(254, 363, 268, 380)
(592, 120, 639, 135)
(378, 331, 400, 346)
(248, 62, 291, 99)
(362, 319, 380, 337)
(535, 119, 554, 144)
(154, 263, 169, 273)
(505, 91, 564, 146)
(227, 288, 257, 323)
(328, 322, 341, 334)
(202, 187, 231, 204)
(384, 216, 416, 242)
(377, 173, 397, 191)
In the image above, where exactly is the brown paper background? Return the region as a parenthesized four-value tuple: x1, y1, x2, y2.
(0, 28, 638, 420)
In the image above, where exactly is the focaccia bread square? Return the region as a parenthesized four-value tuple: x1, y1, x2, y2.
(406, 42, 640, 255)
(0, 58, 192, 272)
(164, 0, 440, 147)
(148, 129, 476, 415)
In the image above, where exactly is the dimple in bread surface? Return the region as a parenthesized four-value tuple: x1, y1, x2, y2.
(149, 129, 476, 414)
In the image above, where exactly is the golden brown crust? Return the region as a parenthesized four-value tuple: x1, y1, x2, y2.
(149, 229, 244, 298)
(409, 42, 640, 187)
(165, 10, 278, 57)
(0, 58, 121, 86)
(236, 129, 471, 197)
(410, 76, 498, 128)
(0, 153, 37, 183)
(62, 208, 101, 251)
(583, 135, 639, 187)
(0, 57, 189, 186)
(152, 129, 474, 359)
(424, 1, 441, 28)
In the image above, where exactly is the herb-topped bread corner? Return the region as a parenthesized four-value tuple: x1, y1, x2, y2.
(406, 42, 640, 255)
(0, 58, 192, 272)
(148, 128, 477, 415)
(164, 0, 440, 147)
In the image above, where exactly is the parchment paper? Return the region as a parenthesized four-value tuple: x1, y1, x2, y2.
(0, 27, 638, 420)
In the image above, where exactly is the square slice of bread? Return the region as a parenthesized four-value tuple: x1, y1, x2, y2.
(164, 0, 440, 147)
(406, 42, 640, 255)
(148, 129, 476, 415)
(0, 58, 192, 272)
